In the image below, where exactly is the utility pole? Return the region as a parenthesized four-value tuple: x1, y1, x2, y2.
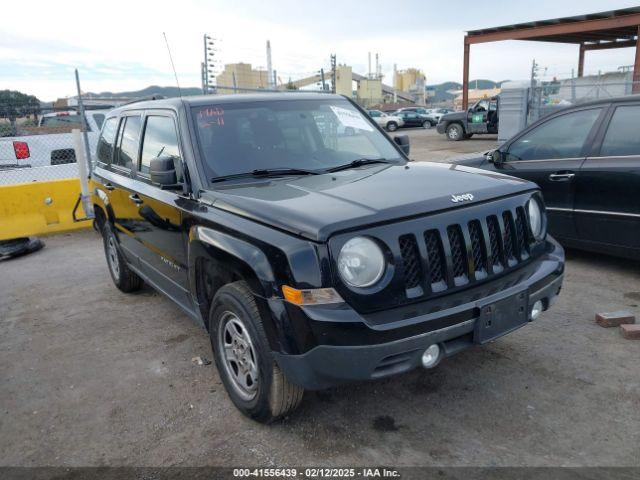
(201, 62, 206, 94)
(330, 54, 337, 93)
(266, 40, 273, 89)
(393, 64, 397, 103)
(203, 34, 217, 94)
(320, 68, 326, 91)
(375, 53, 379, 79)
(368, 52, 372, 79)
(273, 70, 278, 89)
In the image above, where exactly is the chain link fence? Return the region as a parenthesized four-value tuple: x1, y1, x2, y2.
(528, 76, 640, 124)
(0, 103, 111, 185)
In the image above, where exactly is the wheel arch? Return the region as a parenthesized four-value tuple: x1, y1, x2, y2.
(188, 226, 283, 351)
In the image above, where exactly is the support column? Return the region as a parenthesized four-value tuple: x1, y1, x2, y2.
(578, 43, 585, 77)
(462, 39, 470, 110)
(633, 27, 640, 93)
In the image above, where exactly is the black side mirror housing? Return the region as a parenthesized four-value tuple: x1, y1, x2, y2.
(487, 149, 503, 164)
(150, 155, 180, 188)
(394, 135, 410, 155)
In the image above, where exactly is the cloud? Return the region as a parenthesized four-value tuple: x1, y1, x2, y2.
(1, 0, 638, 100)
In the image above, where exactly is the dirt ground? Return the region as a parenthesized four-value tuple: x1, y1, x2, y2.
(1, 129, 639, 468)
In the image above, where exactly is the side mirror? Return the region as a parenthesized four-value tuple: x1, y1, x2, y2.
(150, 155, 180, 188)
(487, 149, 503, 164)
(394, 135, 410, 155)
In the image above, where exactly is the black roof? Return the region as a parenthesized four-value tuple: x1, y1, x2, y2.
(110, 92, 341, 115)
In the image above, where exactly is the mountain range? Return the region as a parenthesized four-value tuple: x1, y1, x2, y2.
(427, 79, 508, 103)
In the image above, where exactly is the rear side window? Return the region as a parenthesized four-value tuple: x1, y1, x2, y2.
(96, 117, 118, 164)
(140, 116, 181, 177)
(507, 108, 601, 161)
(114, 116, 141, 170)
(599, 105, 640, 157)
(41, 114, 83, 127)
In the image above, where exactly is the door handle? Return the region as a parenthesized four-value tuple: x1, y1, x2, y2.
(549, 172, 575, 181)
(128, 194, 143, 205)
(104, 183, 115, 191)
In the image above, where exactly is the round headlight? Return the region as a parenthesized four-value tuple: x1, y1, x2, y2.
(337, 237, 385, 288)
(528, 198, 545, 240)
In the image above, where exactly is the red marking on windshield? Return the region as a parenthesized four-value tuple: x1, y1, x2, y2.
(198, 107, 225, 127)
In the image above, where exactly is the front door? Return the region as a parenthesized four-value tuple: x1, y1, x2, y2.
(575, 103, 640, 254)
(493, 107, 604, 240)
(132, 112, 191, 309)
(467, 99, 489, 134)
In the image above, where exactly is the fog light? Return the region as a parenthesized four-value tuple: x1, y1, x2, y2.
(421, 344, 441, 369)
(531, 300, 543, 320)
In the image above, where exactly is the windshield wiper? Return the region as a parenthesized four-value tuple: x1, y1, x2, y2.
(325, 157, 392, 173)
(211, 167, 320, 183)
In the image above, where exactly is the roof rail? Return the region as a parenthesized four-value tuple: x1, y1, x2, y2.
(119, 95, 166, 107)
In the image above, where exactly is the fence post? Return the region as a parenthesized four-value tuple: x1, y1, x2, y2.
(75, 69, 93, 173)
(73, 129, 94, 220)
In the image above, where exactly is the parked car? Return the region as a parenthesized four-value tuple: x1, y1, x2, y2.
(0, 109, 109, 169)
(92, 93, 564, 422)
(395, 110, 435, 128)
(428, 108, 455, 123)
(395, 107, 431, 115)
(437, 97, 499, 140)
(452, 96, 640, 260)
(367, 109, 404, 131)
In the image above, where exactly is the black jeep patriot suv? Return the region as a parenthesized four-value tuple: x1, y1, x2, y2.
(92, 93, 564, 422)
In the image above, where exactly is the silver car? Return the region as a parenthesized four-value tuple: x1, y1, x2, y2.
(367, 110, 404, 132)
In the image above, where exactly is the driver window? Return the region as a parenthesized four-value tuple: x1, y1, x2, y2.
(506, 108, 601, 161)
(475, 100, 489, 112)
(140, 115, 183, 182)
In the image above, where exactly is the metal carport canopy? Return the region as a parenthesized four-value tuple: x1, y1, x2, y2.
(461, 7, 640, 109)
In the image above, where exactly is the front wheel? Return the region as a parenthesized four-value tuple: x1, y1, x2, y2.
(422, 120, 433, 129)
(386, 121, 398, 132)
(210, 281, 304, 423)
(446, 123, 464, 141)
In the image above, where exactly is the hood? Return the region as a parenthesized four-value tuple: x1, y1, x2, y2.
(441, 111, 467, 121)
(450, 151, 490, 168)
(201, 162, 535, 242)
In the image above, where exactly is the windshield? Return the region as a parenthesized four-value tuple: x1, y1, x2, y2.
(191, 98, 404, 182)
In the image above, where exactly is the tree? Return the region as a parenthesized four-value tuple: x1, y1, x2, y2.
(285, 78, 298, 91)
(0, 90, 41, 135)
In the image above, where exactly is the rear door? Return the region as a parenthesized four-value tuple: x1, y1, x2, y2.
(493, 106, 604, 240)
(102, 112, 145, 263)
(575, 102, 640, 253)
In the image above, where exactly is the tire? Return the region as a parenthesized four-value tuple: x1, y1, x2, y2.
(446, 123, 464, 141)
(422, 120, 433, 129)
(101, 222, 143, 293)
(386, 121, 398, 132)
(209, 281, 304, 423)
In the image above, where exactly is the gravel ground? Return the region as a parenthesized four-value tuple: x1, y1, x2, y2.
(1, 129, 639, 468)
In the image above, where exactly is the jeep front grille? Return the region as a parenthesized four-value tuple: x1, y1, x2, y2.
(398, 207, 533, 300)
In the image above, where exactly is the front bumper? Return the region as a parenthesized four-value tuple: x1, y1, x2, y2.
(436, 123, 446, 134)
(273, 238, 564, 390)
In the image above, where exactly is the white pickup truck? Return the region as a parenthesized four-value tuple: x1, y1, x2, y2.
(0, 110, 108, 170)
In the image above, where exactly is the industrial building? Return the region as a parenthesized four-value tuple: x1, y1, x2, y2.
(215, 63, 270, 92)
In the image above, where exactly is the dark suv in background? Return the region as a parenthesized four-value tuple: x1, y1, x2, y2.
(453, 96, 640, 260)
(91, 93, 564, 422)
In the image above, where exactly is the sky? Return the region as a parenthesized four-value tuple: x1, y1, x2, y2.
(1, 0, 639, 101)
